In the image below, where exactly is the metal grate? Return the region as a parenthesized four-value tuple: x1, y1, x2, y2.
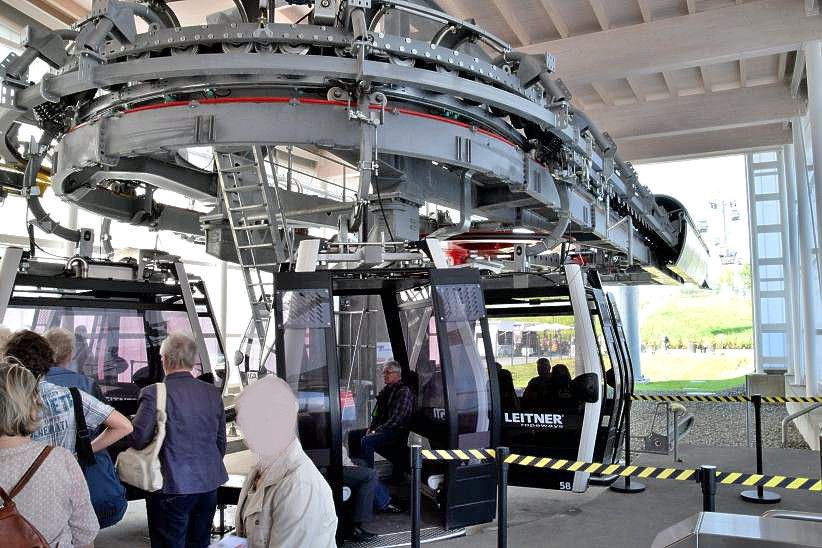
(435, 284, 485, 322)
(279, 288, 332, 328)
(343, 526, 466, 548)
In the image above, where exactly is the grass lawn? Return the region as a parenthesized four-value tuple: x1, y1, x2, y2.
(635, 375, 746, 393)
(503, 350, 752, 391)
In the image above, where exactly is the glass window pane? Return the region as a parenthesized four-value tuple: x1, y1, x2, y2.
(279, 289, 333, 459)
(753, 151, 778, 163)
(760, 297, 785, 324)
(753, 169, 779, 194)
(755, 199, 781, 226)
(761, 332, 786, 358)
(757, 232, 782, 259)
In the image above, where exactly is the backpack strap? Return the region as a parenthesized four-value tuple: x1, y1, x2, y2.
(6, 446, 53, 500)
(68, 387, 95, 468)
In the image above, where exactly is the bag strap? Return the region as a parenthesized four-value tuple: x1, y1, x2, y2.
(155, 382, 166, 416)
(69, 387, 95, 468)
(6, 446, 53, 500)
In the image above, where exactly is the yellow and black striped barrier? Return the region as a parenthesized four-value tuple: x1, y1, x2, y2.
(420, 449, 822, 492)
(632, 394, 822, 404)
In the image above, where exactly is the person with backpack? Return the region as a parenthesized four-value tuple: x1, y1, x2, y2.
(0, 360, 99, 547)
(3, 330, 133, 530)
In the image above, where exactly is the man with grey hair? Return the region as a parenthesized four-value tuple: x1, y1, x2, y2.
(129, 331, 228, 547)
(349, 359, 415, 468)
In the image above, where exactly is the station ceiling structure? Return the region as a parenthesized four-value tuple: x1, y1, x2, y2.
(435, 0, 815, 162)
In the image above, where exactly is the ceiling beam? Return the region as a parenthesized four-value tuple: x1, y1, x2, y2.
(619, 123, 792, 162)
(590, 82, 614, 106)
(1, 0, 68, 28)
(585, 83, 806, 139)
(636, 0, 653, 22)
(661, 71, 678, 97)
(625, 76, 646, 102)
(491, 0, 531, 46)
(699, 66, 712, 92)
(686, 0, 697, 14)
(589, 0, 611, 30)
(791, 48, 806, 97)
(39, 0, 85, 21)
(519, 0, 822, 86)
(539, 0, 570, 38)
(777, 52, 788, 82)
(435, 0, 468, 20)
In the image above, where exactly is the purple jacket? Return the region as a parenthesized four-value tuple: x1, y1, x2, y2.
(129, 371, 228, 494)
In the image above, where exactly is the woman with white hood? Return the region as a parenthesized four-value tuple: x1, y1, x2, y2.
(235, 375, 338, 548)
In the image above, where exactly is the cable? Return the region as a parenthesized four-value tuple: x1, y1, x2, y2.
(373, 179, 396, 244)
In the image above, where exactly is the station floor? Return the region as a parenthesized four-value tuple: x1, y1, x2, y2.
(97, 444, 821, 547)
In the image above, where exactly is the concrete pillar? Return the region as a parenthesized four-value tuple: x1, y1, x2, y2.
(804, 41, 822, 294)
(782, 145, 803, 382)
(623, 285, 643, 381)
(791, 118, 819, 397)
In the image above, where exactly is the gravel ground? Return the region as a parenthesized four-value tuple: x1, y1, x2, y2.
(630, 388, 809, 449)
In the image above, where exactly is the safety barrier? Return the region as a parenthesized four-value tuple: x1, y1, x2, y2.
(419, 450, 821, 491)
(410, 444, 821, 548)
(632, 394, 822, 404)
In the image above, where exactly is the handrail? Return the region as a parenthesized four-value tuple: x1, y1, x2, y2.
(782, 402, 822, 446)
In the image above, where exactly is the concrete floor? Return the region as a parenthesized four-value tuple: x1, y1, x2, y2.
(97, 444, 821, 547)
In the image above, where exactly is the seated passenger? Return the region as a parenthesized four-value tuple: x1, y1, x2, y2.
(349, 360, 415, 468)
(0, 325, 11, 353)
(0, 361, 99, 547)
(341, 445, 378, 542)
(495, 362, 519, 411)
(3, 330, 133, 456)
(44, 327, 106, 401)
(235, 375, 337, 548)
(549, 363, 577, 409)
(129, 332, 228, 548)
(521, 357, 552, 409)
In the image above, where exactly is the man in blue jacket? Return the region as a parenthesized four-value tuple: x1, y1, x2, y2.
(129, 332, 228, 548)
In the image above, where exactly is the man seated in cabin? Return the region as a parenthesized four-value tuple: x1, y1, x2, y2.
(349, 360, 416, 468)
(521, 357, 552, 409)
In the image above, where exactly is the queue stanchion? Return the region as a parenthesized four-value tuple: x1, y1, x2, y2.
(611, 398, 645, 493)
(740, 394, 781, 504)
(496, 447, 510, 548)
(699, 465, 717, 512)
(410, 445, 422, 548)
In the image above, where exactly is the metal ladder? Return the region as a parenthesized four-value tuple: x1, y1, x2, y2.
(214, 145, 293, 343)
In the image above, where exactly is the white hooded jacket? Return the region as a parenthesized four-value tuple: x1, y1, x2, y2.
(235, 438, 338, 548)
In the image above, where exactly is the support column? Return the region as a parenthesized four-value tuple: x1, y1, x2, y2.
(623, 285, 643, 381)
(63, 204, 78, 257)
(804, 41, 822, 292)
(217, 260, 228, 344)
(791, 118, 819, 397)
(782, 144, 804, 383)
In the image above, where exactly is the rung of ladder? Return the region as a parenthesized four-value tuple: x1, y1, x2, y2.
(224, 184, 262, 193)
(219, 163, 258, 174)
(246, 281, 275, 286)
(242, 262, 279, 268)
(229, 204, 266, 213)
(237, 243, 272, 250)
(233, 223, 270, 230)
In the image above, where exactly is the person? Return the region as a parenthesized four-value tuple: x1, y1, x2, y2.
(548, 363, 576, 409)
(349, 360, 415, 468)
(495, 362, 519, 411)
(235, 375, 337, 548)
(521, 357, 552, 409)
(0, 360, 99, 547)
(129, 331, 228, 548)
(341, 446, 378, 542)
(74, 325, 95, 378)
(43, 327, 106, 401)
(3, 330, 133, 455)
(0, 325, 11, 353)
